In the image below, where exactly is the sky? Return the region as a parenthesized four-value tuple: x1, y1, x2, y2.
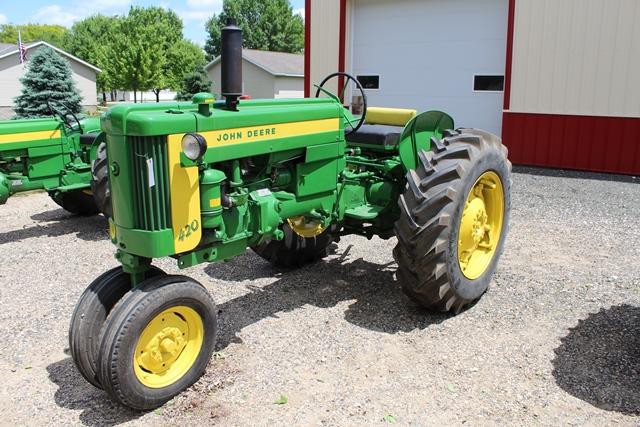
(0, 0, 305, 46)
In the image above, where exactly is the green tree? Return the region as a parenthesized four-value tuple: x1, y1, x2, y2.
(62, 15, 122, 103)
(204, 0, 304, 60)
(152, 39, 206, 102)
(0, 24, 69, 46)
(176, 67, 212, 101)
(13, 46, 82, 119)
(109, 6, 182, 102)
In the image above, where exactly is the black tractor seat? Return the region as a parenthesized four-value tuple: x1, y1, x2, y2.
(80, 132, 99, 145)
(345, 124, 405, 149)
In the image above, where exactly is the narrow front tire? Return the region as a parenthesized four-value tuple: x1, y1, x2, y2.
(96, 275, 217, 410)
(69, 266, 165, 388)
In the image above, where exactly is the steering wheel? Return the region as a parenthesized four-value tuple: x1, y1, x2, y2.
(315, 72, 367, 136)
(46, 99, 83, 134)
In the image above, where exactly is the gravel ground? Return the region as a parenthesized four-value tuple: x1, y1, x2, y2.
(0, 167, 638, 426)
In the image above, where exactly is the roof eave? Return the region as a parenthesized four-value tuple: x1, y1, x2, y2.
(0, 41, 101, 73)
(205, 54, 303, 77)
(274, 73, 304, 78)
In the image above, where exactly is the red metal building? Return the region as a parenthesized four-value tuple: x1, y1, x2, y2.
(306, 0, 640, 175)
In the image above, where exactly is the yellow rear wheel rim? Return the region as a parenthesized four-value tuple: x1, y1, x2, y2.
(134, 306, 203, 388)
(287, 216, 327, 238)
(457, 171, 504, 280)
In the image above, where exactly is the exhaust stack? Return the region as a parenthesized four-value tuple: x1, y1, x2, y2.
(221, 18, 242, 111)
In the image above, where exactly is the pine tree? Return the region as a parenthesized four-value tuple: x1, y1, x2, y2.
(176, 68, 213, 101)
(13, 47, 82, 119)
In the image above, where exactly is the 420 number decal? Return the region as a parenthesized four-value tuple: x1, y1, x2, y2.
(178, 220, 199, 241)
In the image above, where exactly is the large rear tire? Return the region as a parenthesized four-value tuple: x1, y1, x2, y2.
(96, 275, 217, 410)
(251, 221, 337, 268)
(69, 266, 165, 388)
(393, 129, 511, 313)
(91, 142, 111, 217)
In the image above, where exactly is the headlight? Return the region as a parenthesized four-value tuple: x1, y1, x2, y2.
(182, 133, 207, 161)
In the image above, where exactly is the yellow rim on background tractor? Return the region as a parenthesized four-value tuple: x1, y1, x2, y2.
(287, 216, 327, 238)
(457, 171, 505, 280)
(134, 306, 204, 388)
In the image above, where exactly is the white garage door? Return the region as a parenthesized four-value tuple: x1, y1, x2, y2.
(350, 0, 508, 134)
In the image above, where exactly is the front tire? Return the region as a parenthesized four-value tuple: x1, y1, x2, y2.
(97, 275, 217, 410)
(69, 266, 165, 388)
(394, 129, 511, 313)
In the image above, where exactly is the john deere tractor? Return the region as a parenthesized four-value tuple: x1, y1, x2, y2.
(70, 20, 511, 409)
(0, 103, 107, 215)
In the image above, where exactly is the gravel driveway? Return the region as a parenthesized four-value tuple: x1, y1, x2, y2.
(0, 168, 638, 426)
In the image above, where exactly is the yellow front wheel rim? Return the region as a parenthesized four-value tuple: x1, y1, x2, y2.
(287, 216, 327, 238)
(457, 171, 505, 280)
(134, 306, 204, 388)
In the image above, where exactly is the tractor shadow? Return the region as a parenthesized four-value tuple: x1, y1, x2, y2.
(552, 304, 640, 415)
(46, 357, 144, 426)
(207, 245, 452, 351)
(46, 246, 453, 424)
(0, 209, 108, 245)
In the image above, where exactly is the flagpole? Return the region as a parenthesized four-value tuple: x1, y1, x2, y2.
(18, 30, 24, 66)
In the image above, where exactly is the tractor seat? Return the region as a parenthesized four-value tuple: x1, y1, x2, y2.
(346, 107, 417, 148)
(346, 124, 404, 148)
(80, 132, 99, 145)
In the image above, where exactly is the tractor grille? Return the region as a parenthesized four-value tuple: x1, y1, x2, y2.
(129, 136, 171, 231)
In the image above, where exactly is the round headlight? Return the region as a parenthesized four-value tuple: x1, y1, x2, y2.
(182, 133, 207, 161)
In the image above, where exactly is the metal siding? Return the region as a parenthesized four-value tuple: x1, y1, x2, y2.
(503, 112, 640, 175)
(309, 0, 341, 95)
(509, 0, 640, 117)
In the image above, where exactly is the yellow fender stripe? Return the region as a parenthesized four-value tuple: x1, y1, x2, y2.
(201, 118, 340, 148)
(0, 129, 62, 144)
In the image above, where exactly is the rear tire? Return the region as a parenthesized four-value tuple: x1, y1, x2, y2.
(51, 189, 100, 216)
(251, 222, 337, 268)
(393, 129, 511, 313)
(97, 275, 217, 410)
(91, 142, 111, 217)
(69, 266, 165, 388)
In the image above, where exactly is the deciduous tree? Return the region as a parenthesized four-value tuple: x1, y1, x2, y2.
(109, 7, 182, 102)
(205, 0, 304, 60)
(62, 15, 121, 103)
(0, 24, 69, 46)
(152, 39, 206, 102)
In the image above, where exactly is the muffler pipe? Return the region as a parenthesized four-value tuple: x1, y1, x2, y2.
(221, 18, 243, 111)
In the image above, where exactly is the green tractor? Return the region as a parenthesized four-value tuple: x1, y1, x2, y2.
(0, 102, 111, 215)
(70, 20, 511, 409)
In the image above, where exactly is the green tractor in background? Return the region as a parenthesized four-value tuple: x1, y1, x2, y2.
(0, 102, 107, 215)
(69, 20, 512, 410)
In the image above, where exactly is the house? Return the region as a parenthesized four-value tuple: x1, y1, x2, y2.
(306, 0, 640, 175)
(205, 49, 304, 100)
(0, 41, 100, 119)
(111, 89, 178, 103)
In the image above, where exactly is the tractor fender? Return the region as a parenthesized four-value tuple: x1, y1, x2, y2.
(87, 131, 107, 165)
(397, 110, 454, 172)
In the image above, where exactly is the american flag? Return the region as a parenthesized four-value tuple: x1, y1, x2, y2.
(18, 31, 27, 64)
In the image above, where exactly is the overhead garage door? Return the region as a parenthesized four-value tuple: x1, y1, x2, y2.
(350, 0, 508, 134)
